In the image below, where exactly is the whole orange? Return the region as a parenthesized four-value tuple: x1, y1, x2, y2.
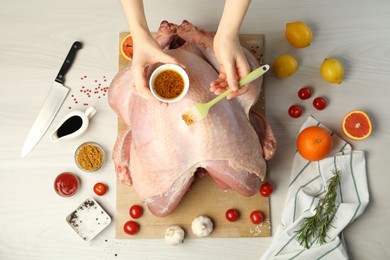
(297, 126, 333, 161)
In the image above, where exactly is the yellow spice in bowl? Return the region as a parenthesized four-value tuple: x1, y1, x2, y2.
(76, 143, 104, 171)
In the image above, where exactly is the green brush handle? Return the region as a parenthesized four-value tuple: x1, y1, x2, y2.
(206, 64, 270, 107)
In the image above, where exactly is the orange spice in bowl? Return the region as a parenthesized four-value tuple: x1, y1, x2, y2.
(154, 70, 184, 99)
(75, 142, 105, 172)
(149, 64, 189, 103)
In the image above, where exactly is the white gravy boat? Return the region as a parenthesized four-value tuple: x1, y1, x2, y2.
(51, 106, 96, 142)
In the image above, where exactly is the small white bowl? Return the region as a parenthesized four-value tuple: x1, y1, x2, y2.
(149, 64, 189, 103)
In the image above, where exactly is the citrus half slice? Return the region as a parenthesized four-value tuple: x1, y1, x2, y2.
(342, 110, 372, 140)
(120, 34, 133, 61)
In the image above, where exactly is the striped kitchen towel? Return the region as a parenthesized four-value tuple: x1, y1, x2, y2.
(261, 116, 369, 260)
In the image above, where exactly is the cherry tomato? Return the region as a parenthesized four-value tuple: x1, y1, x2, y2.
(313, 97, 327, 110)
(129, 205, 143, 219)
(250, 211, 264, 225)
(93, 182, 107, 196)
(123, 220, 140, 235)
(225, 208, 240, 222)
(288, 105, 303, 118)
(259, 183, 273, 197)
(298, 87, 312, 100)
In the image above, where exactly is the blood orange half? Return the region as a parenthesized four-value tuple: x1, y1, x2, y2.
(120, 34, 133, 61)
(342, 110, 372, 140)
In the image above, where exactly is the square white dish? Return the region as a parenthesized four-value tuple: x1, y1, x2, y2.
(66, 197, 111, 241)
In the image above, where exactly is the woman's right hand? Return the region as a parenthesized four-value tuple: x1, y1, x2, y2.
(130, 34, 181, 103)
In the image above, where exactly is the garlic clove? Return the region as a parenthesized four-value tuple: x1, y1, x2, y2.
(164, 225, 185, 245)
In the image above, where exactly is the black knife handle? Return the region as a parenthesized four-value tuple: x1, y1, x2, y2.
(55, 41, 82, 84)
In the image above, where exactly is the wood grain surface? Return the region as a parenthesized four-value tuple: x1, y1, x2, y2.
(115, 32, 271, 239)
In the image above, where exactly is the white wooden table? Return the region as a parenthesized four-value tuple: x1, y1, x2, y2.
(1, 0, 389, 259)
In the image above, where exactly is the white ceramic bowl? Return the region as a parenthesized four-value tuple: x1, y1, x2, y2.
(149, 64, 189, 103)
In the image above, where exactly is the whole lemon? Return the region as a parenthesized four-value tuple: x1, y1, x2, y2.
(273, 54, 298, 78)
(320, 58, 344, 84)
(285, 21, 313, 48)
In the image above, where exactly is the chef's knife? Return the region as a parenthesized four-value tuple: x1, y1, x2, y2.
(21, 41, 82, 157)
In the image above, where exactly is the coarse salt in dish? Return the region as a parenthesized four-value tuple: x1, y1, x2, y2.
(66, 198, 111, 241)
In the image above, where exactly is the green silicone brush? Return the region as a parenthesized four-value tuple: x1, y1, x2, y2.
(181, 64, 270, 126)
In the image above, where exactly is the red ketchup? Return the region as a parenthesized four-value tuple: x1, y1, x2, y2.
(54, 172, 79, 197)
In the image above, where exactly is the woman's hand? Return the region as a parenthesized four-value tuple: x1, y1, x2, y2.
(210, 0, 251, 100)
(130, 34, 181, 102)
(120, 0, 183, 103)
(210, 32, 250, 100)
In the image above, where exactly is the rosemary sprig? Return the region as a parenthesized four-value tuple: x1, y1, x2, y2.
(297, 169, 340, 249)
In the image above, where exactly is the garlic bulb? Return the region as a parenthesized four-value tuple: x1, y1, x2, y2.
(191, 215, 213, 237)
(164, 225, 185, 245)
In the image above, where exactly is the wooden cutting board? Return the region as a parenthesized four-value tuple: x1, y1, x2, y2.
(115, 32, 270, 239)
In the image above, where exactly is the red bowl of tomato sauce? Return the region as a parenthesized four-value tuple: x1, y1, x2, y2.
(54, 172, 79, 197)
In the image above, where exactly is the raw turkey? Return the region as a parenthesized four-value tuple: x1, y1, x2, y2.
(108, 20, 276, 217)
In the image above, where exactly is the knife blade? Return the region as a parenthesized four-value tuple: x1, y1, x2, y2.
(21, 41, 82, 157)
